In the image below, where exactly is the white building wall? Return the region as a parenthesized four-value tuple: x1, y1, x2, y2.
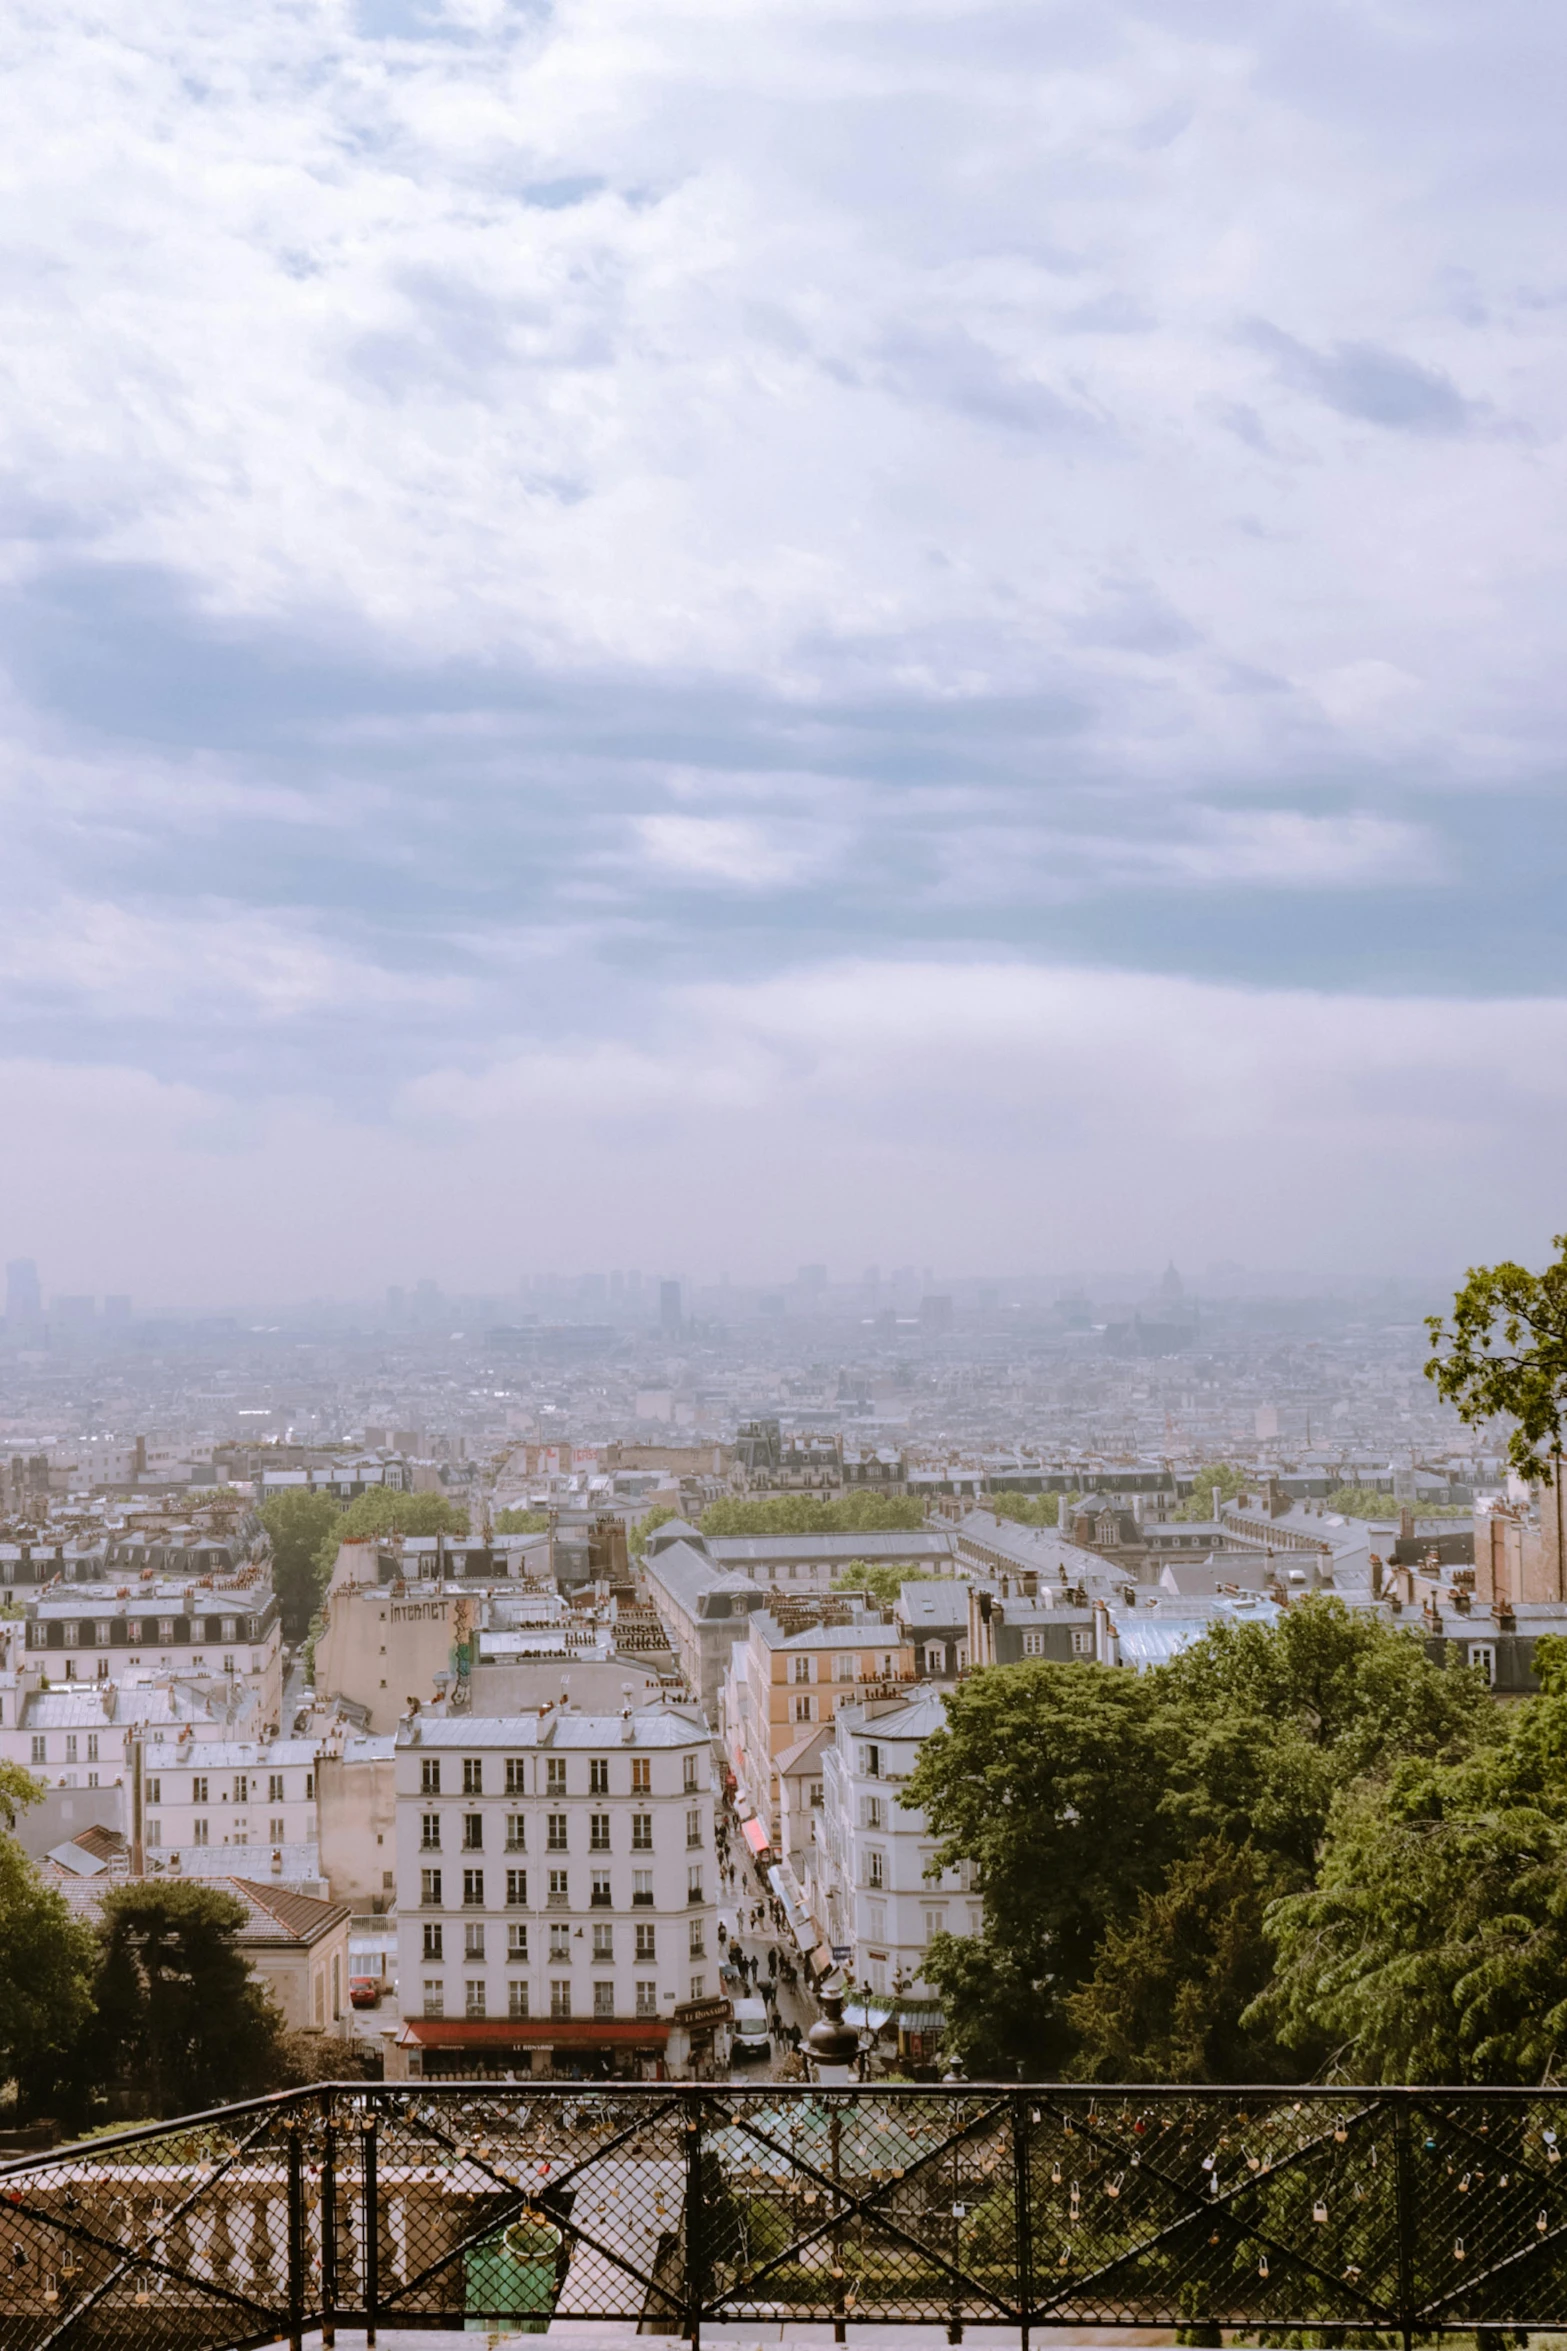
(394, 1709, 718, 2049)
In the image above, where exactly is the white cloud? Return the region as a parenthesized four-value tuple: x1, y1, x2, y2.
(633, 812, 820, 886)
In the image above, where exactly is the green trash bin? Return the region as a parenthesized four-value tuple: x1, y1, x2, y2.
(464, 2210, 563, 2333)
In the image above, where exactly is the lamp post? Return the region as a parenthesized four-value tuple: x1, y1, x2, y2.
(805, 1978, 860, 2346)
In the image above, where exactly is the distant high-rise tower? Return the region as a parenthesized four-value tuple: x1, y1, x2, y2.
(659, 1280, 682, 1335)
(1160, 1261, 1184, 1301)
(5, 1258, 41, 1324)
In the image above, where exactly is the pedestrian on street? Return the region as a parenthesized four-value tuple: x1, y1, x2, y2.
(768, 1946, 778, 1974)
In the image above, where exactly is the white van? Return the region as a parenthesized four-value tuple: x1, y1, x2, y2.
(730, 1996, 771, 2065)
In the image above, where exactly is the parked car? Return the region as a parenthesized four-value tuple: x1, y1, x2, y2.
(349, 1976, 382, 2009)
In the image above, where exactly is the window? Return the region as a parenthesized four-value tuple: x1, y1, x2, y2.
(462, 1869, 485, 1907)
(421, 1869, 443, 1907)
(635, 1922, 656, 1960)
(1022, 1631, 1045, 1657)
(689, 1917, 705, 1957)
(29, 1736, 44, 1765)
(867, 1849, 885, 1890)
(686, 1808, 702, 1849)
(1470, 1643, 1497, 1684)
(268, 1772, 285, 1803)
(683, 1754, 698, 1793)
(864, 1745, 881, 1779)
(465, 1979, 486, 2018)
(421, 1813, 441, 1850)
(94, 1620, 109, 1647)
(591, 1869, 612, 1907)
(592, 1922, 613, 1960)
(549, 1921, 570, 1960)
(270, 1817, 285, 1841)
(689, 1975, 705, 2001)
(633, 1870, 654, 1906)
(504, 1758, 527, 1796)
(687, 1865, 703, 1904)
(463, 1758, 483, 1796)
(146, 1821, 161, 1846)
(422, 1979, 444, 2019)
(421, 1759, 441, 1796)
(508, 1980, 529, 2018)
(505, 1813, 526, 1850)
(924, 1908, 948, 1940)
(810, 1780, 824, 1808)
(236, 1772, 251, 1804)
(865, 1795, 884, 1830)
(192, 1775, 208, 1804)
(836, 1654, 854, 1682)
(193, 1819, 209, 1846)
(548, 1868, 569, 1906)
(63, 1623, 80, 1649)
(507, 1922, 528, 1960)
(589, 1813, 610, 1851)
(593, 1980, 615, 2018)
(65, 1735, 78, 1764)
(631, 1813, 652, 1851)
(631, 1757, 650, 1794)
(550, 1980, 572, 2020)
(546, 1758, 566, 1795)
(221, 1617, 237, 1643)
(547, 1813, 568, 1851)
(222, 1655, 235, 1675)
(506, 1868, 528, 1906)
(589, 1758, 608, 1795)
(635, 1980, 657, 2018)
(462, 1813, 483, 1851)
(305, 1771, 314, 1799)
(465, 1922, 485, 1960)
(793, 1695, 813, 1723)
(793, 1655, 812, 1683)
(867, 1901, 887, 1940)
(157, 1619, 173, 1645)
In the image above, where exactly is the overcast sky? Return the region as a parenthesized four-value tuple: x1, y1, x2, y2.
(2, 0, 1564, 1302)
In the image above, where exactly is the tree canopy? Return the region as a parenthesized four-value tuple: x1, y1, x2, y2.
(85, 1882, 287, 2118)
(493, 1506, 551, 1534)
(1171, 1464, 1250, 1521)
(629, 1502, 679, 1558)
(700, 1492, 927, 1537)
(1427, 1233, 1567, 1482)
(258, 1487, 342, 1641)
(983, 1492, 1064, 1527)
(0, 1836, 99, 2114)
(906, 1596, 1501, 2081)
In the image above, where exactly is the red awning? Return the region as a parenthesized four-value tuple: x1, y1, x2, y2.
(740, 1817, 771, 1858)
(398, 2018, 669, 2049)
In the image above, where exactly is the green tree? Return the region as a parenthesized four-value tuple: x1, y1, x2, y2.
(1065, 1839, 1302, 2083)
(0, 1789, 99, 2117)
(832, 1562, 944, 1606)
(85, 1883, 287, 2118)
(984, 1492, 1063, 1527)
(1323, 1485, 1456, 1520)
(259, 1487, 342, 1641)
(629, 1503, 679, 1558)
(1171, 1464, 1250, 1522)
(1427, 1234, 1567, 1483)
(494, 1506, 551, 1535)
(700, 1493, 926, 1537)
(333, 1486, 468, 1541)
(905, 1662, 1177, 2074)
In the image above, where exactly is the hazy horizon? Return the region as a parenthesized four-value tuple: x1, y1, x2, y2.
(3, 1, 1565, 1298)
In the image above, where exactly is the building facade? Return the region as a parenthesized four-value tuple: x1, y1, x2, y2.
(391, 1701, 718, 2079)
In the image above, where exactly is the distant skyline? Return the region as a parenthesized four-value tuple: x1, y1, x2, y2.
(3, 2, 1566, 1296)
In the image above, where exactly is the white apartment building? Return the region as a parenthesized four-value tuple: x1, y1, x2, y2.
(133, 1734, 320, 1878)
(0, 1672, 265, 1787)
(391, 1701, 719, 2081)
(802, 1688, 980, 2002)
(17, 1576, 283, 1727)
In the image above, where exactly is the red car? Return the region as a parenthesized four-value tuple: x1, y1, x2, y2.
(349, 1977, 382, 2009)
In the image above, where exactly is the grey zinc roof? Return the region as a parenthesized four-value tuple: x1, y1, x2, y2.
(396, 1703, 708, 1748)
(708, 1531, 956, 1566)
(899, 1581, 970, 1631)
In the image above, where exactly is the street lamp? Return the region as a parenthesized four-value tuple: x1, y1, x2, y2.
(804, 1977, 861, 2086)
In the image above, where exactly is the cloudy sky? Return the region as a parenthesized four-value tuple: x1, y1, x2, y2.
(2, 0, 1564, 1301)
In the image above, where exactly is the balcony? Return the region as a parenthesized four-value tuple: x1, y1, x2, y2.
(546, 1891, 570, 1910)
(590, 1888, 613, 1908)
(632, 1890, 655, 1907)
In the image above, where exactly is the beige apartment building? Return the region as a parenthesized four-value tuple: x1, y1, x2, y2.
(719, 1610, 917, 1846)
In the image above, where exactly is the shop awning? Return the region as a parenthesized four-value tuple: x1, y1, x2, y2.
(896, 2004, 945, 2036)
(740, 1817, 771, 1858)
(397, 2018, 669, 2049)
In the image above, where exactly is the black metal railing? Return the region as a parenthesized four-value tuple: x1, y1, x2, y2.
(8, 2081, 1567, 2347)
